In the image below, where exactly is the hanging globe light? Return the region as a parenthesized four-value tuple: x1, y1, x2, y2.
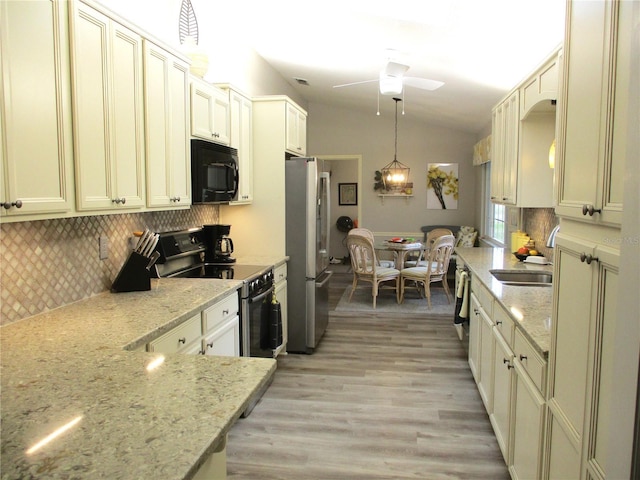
(381, 97, 410, 189)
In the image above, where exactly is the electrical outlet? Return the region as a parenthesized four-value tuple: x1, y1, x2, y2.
(99, 235, 109, 260)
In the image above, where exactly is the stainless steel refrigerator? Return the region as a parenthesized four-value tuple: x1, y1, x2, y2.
(285, 157, 332, 353)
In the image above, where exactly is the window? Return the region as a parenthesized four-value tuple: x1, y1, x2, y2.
(484, 163, 506, 245)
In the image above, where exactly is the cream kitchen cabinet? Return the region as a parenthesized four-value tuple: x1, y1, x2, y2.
(0, 0, 74, 220)
(203, 291, 240, 357)
(221, 85, 253, 204)
(221, 96, 306, 257)
(554, 0, 626, 227)
(520, 51, 560, 120)
(468, 294, 482, 382)
(490, 303, 516, 462)
(285, 102, 307, 156)
(144, 41, 191, 209)
(148, 290, 241, 357)
(273, 262, 288, 356)
(490, 90, 519, 205)
(190, 77, 230, 146)
(69, 1, 145, 211)
(545, 232, 620, 480)
(510, 328, 547, 480)
(471, 276, 494, 411)
(491, 46, 560, 208)
(148, 312, 203, 354)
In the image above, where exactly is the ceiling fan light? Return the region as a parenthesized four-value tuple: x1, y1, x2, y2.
(379, 72, 403, 95)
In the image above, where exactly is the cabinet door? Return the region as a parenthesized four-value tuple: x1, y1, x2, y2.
(70, 4, 144, 211)
(144, 41, 190, 208)
(0, 0, 74, 218)
(190, 79, 229, 145)
(286, 103, 306, 155)
(229, 90, 253, 204)
(477, 306, 494, 411)
(556, 0, 623, 226)
(468, 294, 482, 382)
(204, 315, 240, 357)
(510, 360, 545, 480)
(490, 91, 519, 205)
(491, 327, 513, 462)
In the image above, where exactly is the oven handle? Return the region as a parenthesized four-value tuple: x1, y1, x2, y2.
(248, 285, 275, 304)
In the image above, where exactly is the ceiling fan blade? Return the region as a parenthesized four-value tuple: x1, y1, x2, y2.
(333, 79, 378, 89)
(384, 61, 410, 76)
(403, 77, 445, 91)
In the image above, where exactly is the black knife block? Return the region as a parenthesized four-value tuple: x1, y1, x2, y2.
(111, 251, 151, 293)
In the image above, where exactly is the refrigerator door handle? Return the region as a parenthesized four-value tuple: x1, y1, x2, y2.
(315, 270, 333, 287)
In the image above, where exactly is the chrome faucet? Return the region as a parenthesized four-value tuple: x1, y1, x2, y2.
(546, 225, 560, 248)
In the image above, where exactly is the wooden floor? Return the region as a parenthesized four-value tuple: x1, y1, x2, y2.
(226, 268, 509, 479)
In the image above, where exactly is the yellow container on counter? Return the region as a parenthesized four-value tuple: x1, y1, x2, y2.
(511, 231, 530, 252)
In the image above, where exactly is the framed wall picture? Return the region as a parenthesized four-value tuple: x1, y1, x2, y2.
(427, 163, 459, 209)
(338, 183, 358, 205)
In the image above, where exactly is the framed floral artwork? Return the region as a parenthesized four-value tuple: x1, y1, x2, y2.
(427, 163, 459, 209)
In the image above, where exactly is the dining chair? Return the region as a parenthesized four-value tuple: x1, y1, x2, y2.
(399, 234, 455, 308)
(346, 230, 400, 308)
(404, 228, 453, 267)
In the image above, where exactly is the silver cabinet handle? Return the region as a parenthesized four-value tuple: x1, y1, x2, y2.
(2, 199, 23, 209)
(582, 204, 602, 216)
(580, 253, 599, 264)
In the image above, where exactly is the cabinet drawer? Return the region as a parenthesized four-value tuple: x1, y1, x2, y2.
(149, 313, 201, 353)
(493, 303, 515, 348)
(274, 263, 287, 283)
(471, 276, 493, 316)
(203, 292, 239, 333)
(514, 329, 547, 394)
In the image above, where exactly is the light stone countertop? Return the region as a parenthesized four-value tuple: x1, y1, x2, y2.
(0, 278, 277, 480)
(454, 247, 554, 356)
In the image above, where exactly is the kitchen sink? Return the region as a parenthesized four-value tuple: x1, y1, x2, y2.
(490, 269, 553, 286)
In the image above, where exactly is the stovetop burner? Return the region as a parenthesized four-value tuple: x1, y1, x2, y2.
(170, 263, 271, 281)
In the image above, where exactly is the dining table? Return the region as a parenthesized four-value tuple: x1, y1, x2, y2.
(375, 241, 426, 270)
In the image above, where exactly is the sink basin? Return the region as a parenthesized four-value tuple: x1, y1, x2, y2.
(490, 269, 553, 286)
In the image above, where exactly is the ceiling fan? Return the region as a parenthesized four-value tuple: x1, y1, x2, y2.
(333, 60, 444, 95)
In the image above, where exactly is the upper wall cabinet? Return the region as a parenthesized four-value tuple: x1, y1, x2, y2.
(491, 90, 519, 205)
(285, 102, 307, 156)
(69, 1, 145, 211)
(144, 41, 191, 209)
(219, 85, 253, 204)
(190, 77, 230, 145)
(491, 47, 560, 208)
(0, 0, 75, 220)
(554, 0, 626, 226)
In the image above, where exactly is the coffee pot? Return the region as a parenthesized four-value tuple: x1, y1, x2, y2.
(203, 224, 236, 263)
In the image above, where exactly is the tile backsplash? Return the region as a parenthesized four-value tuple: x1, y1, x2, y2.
(522, 207, 559, 260)
(0, 207, 219, 326)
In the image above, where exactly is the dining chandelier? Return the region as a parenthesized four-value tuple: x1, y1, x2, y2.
(381, 97, 410, 189)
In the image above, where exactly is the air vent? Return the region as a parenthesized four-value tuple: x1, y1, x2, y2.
(294, 77, 310, 86)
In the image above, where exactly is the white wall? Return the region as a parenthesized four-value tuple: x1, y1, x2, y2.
(307, 101, 478, 238)
(325, 158, 359, 261)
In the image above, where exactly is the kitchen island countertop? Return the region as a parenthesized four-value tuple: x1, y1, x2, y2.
(455, 247, 553, 356)
(0, 278, 276, 480)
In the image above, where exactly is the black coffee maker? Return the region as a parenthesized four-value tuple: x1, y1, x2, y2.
(203, 224, 235, 264)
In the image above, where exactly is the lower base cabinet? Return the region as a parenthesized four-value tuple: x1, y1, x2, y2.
(491, 328, 513, 462)
(193, 435, 227, 480)
(510, 360, 546, 479)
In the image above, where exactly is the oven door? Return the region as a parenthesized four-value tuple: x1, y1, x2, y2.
(242, 284, 277, 358)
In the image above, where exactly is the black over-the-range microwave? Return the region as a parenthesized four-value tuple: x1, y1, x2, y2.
(191, 139, 239, 204)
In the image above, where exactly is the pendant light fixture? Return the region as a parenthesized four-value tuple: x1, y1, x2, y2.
(381, 97, 410, 189)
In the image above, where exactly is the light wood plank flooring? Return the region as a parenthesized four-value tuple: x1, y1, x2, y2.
(226, 268, 509, 479)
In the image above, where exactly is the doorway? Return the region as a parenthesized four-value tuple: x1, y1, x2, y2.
(318, 155, 362, 263)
